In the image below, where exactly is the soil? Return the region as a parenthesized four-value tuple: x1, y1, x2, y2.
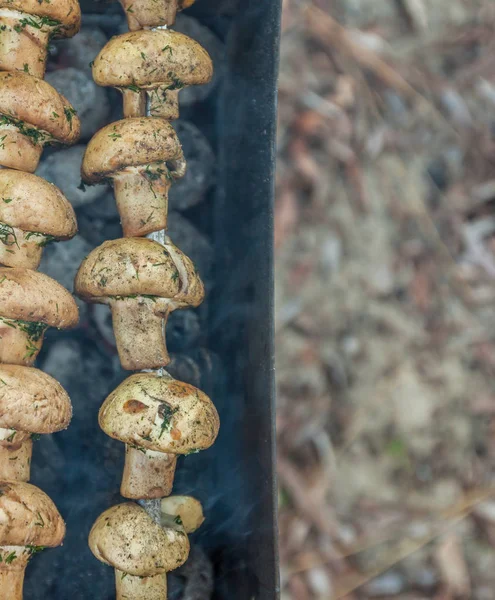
(276, 1, 495, 598)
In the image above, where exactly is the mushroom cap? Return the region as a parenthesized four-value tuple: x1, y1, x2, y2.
(0, 72, 80, 145)
(0, 365, 71, 433)
(93, 30, 212, 91)
(82, 118, 183, 184)
(160, 496, 205, 534)
(0, 169, 76, 238)
(74, 237, 204, 308)
(0, 268, 78, 328)
(89, 503, 189, 576)
(119, 0, 196, 28)
(0, 1, 81, 37)
(0, 481, 65, 547)
(99, 372, 219, 454)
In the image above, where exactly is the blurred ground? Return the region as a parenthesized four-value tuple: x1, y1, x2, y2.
(275, 1, 495, 598)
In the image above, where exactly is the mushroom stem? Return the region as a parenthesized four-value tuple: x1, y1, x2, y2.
(110, 299, 171, 370)
(149, 88, 180, 120)
(0, 227, 44, 270)
(121, 445, 177, 499)
(115, 570, 167, 600)
(0, 547, 28, 600)
(0, 433, 32, 481)
(0, 321, 43, 366)
(0, 13, 50, 79)
(0, 126, 43, 173)
(122, 89, 148, 119)
(113, 168, 171, 237)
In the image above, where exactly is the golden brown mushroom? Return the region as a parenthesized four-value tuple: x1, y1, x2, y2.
(0, 72, 80, 172)
(74, 237, 203, 370)
(92, 30, 213, 120)
(0, 365, 71, 481)
(118, 0, 195, 31)
(99, 372, 219, 499)
(0, 268, 79, 366)
(0, 169, 77, 269)
(160, 496, 205, 533)
(0, 481, 65, 600)
(89, 502, 189, 600)
(0, 0, 81, 78)
(82, 118, 185, 237)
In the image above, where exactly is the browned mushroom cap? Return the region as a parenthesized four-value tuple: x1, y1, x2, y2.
(89, 503, 189, 600)
(119, 0, 195, 30)
(0, 72, 80, 172)
(0, 365, 71, 433)
(82, 118, 185, 237)
(161, 496, 205, 534)
(0, 481, 65, 545)
(0, 365, 72, 482)
(99, 372, 219, 499)
(0, 1, 81, 78)
(0, 268, 79, 366)
(0, 481, 65, 599)
(74, 237, 203, 370)
(93, 30, 213, 120)
(0, 169, 77, 269)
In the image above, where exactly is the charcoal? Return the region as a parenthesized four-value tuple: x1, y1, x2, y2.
(167, 348, 224, 395)
(51, 27, 108, 75)
(168, 353, 202, 388)
(169, 121, 216, 211)
(175, 15, 225, 106)
(92, 304, 115, 349)
(37, 146, 106, 208)
(45, 68, 110, 140)
(169, 545, 214, 600)
(80, 190, 119, 221)
(76, 213, 122, 246)
(39, 235, 93, 293)
(167, 310, 202, 353)
(168, 211, 214, 289)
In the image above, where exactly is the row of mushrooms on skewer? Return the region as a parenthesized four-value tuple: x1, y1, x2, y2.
(0, 1, 81, 598)
(0, 0, 220, 598)
(79, 0, 219, 596)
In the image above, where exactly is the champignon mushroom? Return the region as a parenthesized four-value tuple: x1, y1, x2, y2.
(92, 30, 213, 120)
(82, 117, 185, 237)
(118, 0, 195, 31)
(0, 365, 71, 481)
(74, 237, 203, 370)
(0, 169, 77, 269)
(99, 371, 219, 499)
(0, 268, 79, 366)
(161, 496, 205, 534)
(0, 481, 65, 600)
(0, 0, 81, 78)
(89, 502, 189, 600)
(0, 72, 80, 172)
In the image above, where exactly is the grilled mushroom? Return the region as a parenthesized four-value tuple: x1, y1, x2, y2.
(92, 30, 213, 120)
(0, 0, 81, 78)
(74, 237, 204, 370)
(82, 117, 185, 237)
(0, 481, 65, 600)
(0, 169, 77, 269)
(0, 72, 80, 172)
(89, 502, 189, 600)
(0, 365, 71, 481)
(0, 268, 79, 366)
(161, 496, 205, 533)
(99, 372, 219, 499)
(118, 0, 195, 31)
